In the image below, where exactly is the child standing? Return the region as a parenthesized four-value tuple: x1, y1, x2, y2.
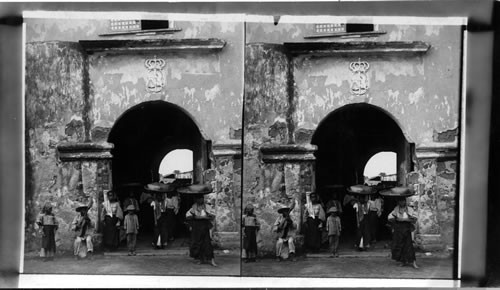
(35, 203, 58, 261)
(326, 207, 342, 257)
(242, 204, 260, 263)
(123, 205, 139, 256)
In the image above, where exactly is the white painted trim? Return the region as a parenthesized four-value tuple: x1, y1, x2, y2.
(246, 15, 467, 26)
(18, 274, 460, 288)
(22, 11, 246, 22)
(22, 11, 467, 26)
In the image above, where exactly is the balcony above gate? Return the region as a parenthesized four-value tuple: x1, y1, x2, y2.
(79, 38, 226, 55)
(284, 41, 430, 57)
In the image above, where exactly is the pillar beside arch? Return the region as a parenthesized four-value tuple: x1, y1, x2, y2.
(56, 142, 114, 250)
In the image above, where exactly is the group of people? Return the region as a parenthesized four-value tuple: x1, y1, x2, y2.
(36, 184, 418, 268)
(35, 183, 218, 266)
(241, 188, 419, 268)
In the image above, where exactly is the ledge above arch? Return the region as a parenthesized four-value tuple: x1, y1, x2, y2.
(284, 41, 430, 57)
(79, 38, 226, 55)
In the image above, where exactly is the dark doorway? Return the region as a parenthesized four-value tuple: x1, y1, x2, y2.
(311, 103, 414, 250)
(108, 100, 211, 249)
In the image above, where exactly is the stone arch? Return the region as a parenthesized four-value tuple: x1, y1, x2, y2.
(311, 103, 414, 239)
(108, 100, 211, 188)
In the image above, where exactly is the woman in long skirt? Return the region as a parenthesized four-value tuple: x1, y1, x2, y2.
(36, 203, 58, 261)
(304, 192, 325, 253)
(102, 190, 123, 251)
(186, 195, 217, 266)
(242, 204, 260, 262)
(388, 197, 419, 268)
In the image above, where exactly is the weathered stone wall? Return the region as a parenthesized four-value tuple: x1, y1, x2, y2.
(243, 23, 460, 253)
(26, 19, 244, 144)
(25, 42, 88, 252)
(243, 44, 296, 254)
(406, 157, 457, 251)
(247, 23, 461, 147)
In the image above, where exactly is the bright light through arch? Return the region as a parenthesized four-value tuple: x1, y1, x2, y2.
(363, 151, 397, 179)
(159, 149, 193, 176)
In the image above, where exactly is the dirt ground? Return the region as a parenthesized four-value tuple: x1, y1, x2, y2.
(23, 253, 240, 276)
(242, 256, 454, 279)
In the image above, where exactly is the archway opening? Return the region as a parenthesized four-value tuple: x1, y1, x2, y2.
(108, 100, 211, 248)
(363, 151, 397, 184)
(311, 103, 414, 250)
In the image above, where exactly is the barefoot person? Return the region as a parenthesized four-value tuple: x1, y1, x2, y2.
(181, 184, 217, 267)
(383, 187, 419, 269)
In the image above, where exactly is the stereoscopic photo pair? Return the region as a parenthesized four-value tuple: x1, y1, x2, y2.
(22, 12, 462, 280)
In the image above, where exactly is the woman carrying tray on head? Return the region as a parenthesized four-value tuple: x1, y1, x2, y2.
(144, 182, 176, 249)
(347, 185, 374, 251)
(384, 187, 419, 269)
(182, 184, 217, 267)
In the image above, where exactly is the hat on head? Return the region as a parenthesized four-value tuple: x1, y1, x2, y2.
(125, 205, 136, 212)
(379, 186, 415, 197)
(327, 207, 338, 214)
(278, 207, 291, 214)
(346, 184, 376, 195)
(177, 184, 213, 195)
(144, 182, 176, 193)
(75, 202, 89, 212)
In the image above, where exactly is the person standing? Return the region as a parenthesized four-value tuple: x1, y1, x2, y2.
(326, 207, 342, 257)
(164, 191, 180, 242)
(304, 192, 326, 253)
(101, 190, 123, 251)
(353, 194, 371, 250)
(368, 193, 384, 244)
(242, 204, 260, 263)
(145, 182, 176, 249)
(151, 192, 168, 249)
(71, 200, 94, 260)
(124, 205, 140, 256)
(36, 203, 58, 261)
(181, 184, 217, 267)
(388, 196, 419, 269)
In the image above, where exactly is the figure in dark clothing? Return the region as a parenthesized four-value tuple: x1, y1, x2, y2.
(242, 204, 260, 263)
(388, 197, 419, 269)
(186, 195, 217, 267)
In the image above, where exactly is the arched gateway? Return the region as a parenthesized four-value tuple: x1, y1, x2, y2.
(311, 103, 415, 246)
(108, 100, 212, 247)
